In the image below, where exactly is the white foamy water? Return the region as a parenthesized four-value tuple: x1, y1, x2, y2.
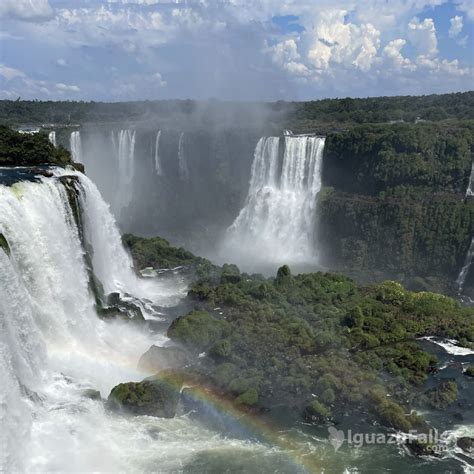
(77, 172, 188, 306)
(222, 135, 324, 270)
(421, 337, 474, 356)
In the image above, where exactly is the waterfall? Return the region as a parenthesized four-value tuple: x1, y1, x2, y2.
(223, 135, 325, 269)
(111, 129, 136, 215)
(48, 131, 56, 147)
(154, 130, 163, 176)
(0, 170, 191, 471)
(178, 132, 189, 181)
(456, 237, 474, 294)
(467, 162, 474, 196)
(70, 131, 83, 163)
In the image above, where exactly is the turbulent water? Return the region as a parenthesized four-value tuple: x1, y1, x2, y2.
(70, 131, 82, 163)
(222, 135, 324, 271)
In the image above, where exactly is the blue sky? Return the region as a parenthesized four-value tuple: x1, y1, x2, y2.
(0, 0, 472, 101)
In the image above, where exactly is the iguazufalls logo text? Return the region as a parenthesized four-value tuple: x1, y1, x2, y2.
(328, 427, 448, 453)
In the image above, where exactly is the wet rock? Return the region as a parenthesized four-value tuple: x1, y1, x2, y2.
(71, 162, 85, 173)
(457, 437, 474, 453)
(98, 292, 145, 322)
(138, 345, 188, 374)
(405, 439, 440, 457)
(107, 371, 183, 418)
(0, 233, 10, 256)
(32, 168, 54, 178)
(463, 366, 474, 377)
(82, 389, 101, 400)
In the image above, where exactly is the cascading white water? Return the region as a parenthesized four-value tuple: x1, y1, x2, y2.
(48, 131, 56, 147)
(222, 135, 325, 269)
(0, 170, 273, 472)
(154, 130, 163, 176)
(466, 162, 474, 196)
(112, 129, 136, 215)
(77, 173, 187, 305)
(70, 131, 82, 163)
(178, 132, 189, 181)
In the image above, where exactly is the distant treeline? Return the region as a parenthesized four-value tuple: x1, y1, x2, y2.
(0, 91, 472, 129)
(287, 91, 474, 131)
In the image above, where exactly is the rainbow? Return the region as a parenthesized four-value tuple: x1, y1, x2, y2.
(46, 342, 326, 473)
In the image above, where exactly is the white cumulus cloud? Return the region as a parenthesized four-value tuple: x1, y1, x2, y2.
(448, 15, 463, 37)
(0, 0, 53, 22)
(408, 17, 438, 58)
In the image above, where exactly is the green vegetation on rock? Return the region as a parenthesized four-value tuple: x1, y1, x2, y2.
(107, 372, 183, 418)
(164, 264, 474, 430)
(424, 380, 459, 410)
(122, 233, 219, 280)
(0, 125, 72, 166)
(168, 311, 231, 352)
(319, 121, 474, 293)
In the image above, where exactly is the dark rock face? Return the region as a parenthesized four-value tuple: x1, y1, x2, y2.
(457, 437, 474, 453)
(98, 292, 145, 322)
(405, 439, 440, 457)
(0, 233, 10, 256)
(463, 366, 474, 377)
(81, 389, 101, 400)
(138, 345, 188, 374)
(107, 373, 182, 418)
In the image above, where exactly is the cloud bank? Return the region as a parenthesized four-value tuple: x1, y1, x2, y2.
(0, 0, 472, 100)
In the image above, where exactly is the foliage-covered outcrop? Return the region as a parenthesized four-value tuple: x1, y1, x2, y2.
(0, 125, 72, 166)
(122, 234, 219, 280)
(319, 121, 474, 292)
(167, 266, 473, 431)
(107, 371, 183, 418)
(318, 186, 474, 288)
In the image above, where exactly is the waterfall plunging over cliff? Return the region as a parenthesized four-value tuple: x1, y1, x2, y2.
(70, 131, 82, 162)
(111, 129, 136, 215)
(0, 170, 201, 472)
(154, 131, 163, 176)
(223, 135, 325, 269)
(48, 131, 56, 147)
(178, 132, 189, 181)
